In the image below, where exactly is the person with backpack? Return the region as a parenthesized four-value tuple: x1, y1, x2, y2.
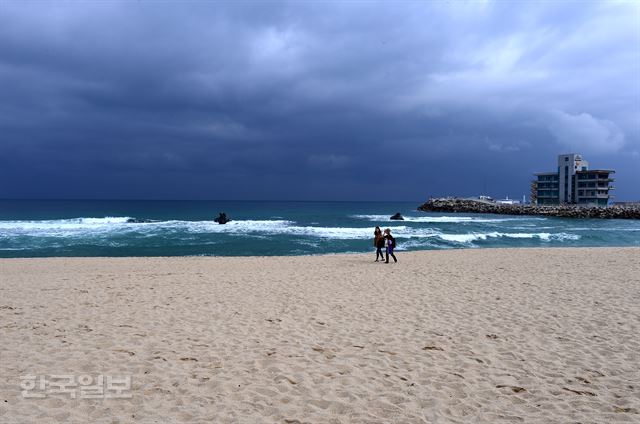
(374, 226, 385, 262)
(384, 228, 397, 263)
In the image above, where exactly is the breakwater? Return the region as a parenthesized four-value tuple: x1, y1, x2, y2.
(418, 198, 640, 219)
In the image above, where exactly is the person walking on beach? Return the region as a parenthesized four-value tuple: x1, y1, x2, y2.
(374, 226, 385, 262)
(384, 228, 397, 263)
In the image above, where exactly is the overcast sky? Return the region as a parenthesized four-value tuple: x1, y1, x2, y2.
(1, 1, 638, 201)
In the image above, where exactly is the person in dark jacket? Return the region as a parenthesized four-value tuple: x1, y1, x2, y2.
(374, 226, 384, 261)
(374, 226, 386, 261)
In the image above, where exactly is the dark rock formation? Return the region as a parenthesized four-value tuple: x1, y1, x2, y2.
(418, 198, 640, 220)
(390, 212, 404, 220)
(126, 218, 155, 223)
(214, 212, 231, 224)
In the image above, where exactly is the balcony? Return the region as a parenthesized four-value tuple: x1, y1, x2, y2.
(578, 193, 612, 199)
(577, 178, 614, 183)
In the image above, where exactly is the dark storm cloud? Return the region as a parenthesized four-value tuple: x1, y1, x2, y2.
(0, 1, 638, 200)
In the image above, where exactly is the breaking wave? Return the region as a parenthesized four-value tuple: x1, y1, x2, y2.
(0, 217, 295, 238)
(436, 232, 580, 243)
(349, 214, 527, 223)
(0, 217, 580, 245)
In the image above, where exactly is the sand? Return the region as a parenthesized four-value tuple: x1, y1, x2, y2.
(1, 247, 639, 423)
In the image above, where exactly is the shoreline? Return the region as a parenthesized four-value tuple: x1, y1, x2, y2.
(3, 201, 640, 257)
(2, 247, 639, 423)
(2, 245, 639, 261)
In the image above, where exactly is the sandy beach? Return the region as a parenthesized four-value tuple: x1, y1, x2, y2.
(1, 247, 639, 423)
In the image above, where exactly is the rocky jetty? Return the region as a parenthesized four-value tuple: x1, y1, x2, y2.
(418, 198, 640, 220)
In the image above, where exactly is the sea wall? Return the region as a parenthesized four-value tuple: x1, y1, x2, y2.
(418, 198, 640, 219)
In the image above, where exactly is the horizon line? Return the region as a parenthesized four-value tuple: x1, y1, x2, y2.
(0, 198, 427, 203)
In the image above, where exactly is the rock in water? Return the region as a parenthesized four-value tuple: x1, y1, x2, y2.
(126, 218, 155, 223)
(214, 212, 230, 224)
(390, 212, 404, 220)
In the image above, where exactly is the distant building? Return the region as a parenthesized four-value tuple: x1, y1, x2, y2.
(531, 154, 614, 207)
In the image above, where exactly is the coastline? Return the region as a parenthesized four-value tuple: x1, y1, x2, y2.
(3, 199, 640, 258)
(1, 244, 639, 259)
(2, 247, 639, 423)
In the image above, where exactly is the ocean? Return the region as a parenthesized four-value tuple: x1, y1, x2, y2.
(1, 199, 639, 257)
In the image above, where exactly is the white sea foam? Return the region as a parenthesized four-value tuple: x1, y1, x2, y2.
(350, 214, 523, 223)
(0, 217, 581, 246)
(0, 216, 134, 230)
(0, 217, 295, 238)
(0, 217, 404, 239)
(436, 232, 580, 243)
(394, 239, 443, 251)
(0, 218, 292, 229)
(564, 227, 640, 232)
(179, 220, 295, 234)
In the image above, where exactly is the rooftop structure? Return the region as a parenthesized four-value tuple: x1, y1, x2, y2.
(496, 196, 520, 205)
(531, 154, 614, 207)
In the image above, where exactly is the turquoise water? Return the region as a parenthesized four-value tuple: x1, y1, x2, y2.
(0, 200, 639, 257)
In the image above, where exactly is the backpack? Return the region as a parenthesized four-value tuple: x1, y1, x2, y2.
(390, 236, 396, 249)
